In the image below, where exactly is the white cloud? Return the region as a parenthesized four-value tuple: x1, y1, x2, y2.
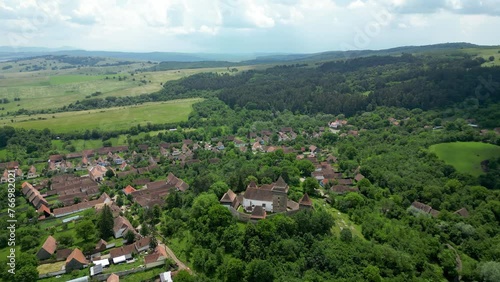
(0, 0, 498, 52)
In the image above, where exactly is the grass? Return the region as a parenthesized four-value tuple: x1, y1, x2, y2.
(0, 58, 258, 114)
(7, 98, 202, 132)
(461, 47, 500, 67)
(312, 198, 365, 240)
(49, 75, 109, 85)
(120, 266, 166, 282)
(37, 261, 66, 275)
(429, 142, 500, 177)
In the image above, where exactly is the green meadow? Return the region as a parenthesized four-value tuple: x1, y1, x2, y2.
(429, 142, 500, 176)
(6, 98, 202, 133)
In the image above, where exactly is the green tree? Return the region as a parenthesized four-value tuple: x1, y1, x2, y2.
(209, 181, 230, 198)
(479, 261, 500, 282)
(98, 204, 114, 239)
(340, 228, 352, 242)
(57, 234, 74, 248)
(245, 259, 275, 282)
(302, 177, 319, 196)
(363, 265, 382, 282)
(75, 220, 96, 241)
(124, 230, 136, 244)
(296, 160, 315, 177)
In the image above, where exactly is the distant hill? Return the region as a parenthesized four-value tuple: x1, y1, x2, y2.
(0, 43, 497, 66)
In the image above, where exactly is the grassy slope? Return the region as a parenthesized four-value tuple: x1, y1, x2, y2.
(0, 59, 257, 114)
(6, 98, 202, 132)
(429, 142, 500, 176)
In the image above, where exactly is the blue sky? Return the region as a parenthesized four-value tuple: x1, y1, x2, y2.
(1, 0, 499, 53)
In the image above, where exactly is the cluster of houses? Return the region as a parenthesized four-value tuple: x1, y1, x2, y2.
(36, 231, 171, 277)
(410, 201, 470, 218)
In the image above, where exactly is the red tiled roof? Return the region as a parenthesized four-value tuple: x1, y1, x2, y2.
(107, 273, 120, 282)
(41, 235, 57, 255)
(123, 185, 136, 195)
(66, 248, 87, 265)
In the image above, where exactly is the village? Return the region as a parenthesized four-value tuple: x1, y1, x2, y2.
(0, 117, 482, 282)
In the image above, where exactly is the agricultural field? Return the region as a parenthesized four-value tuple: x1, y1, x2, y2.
(461, 47, 500, 67)
(4, 98, 202, 132)
(0, 57, 257, 114)
(429, 141, 500, 176)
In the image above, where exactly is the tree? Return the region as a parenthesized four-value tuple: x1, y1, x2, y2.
(105, 169, 115, 178)
(209, 181, 230, 198)
(57, 234, 74, 248)
(75, 220, 96, 241)
(124, 230, 136, 244)
(217, 257, 244, 282)
(98, 204, 114, 239)
(363, 265, 382, 282)
(340, 228, 352, 242)
(296, 160, 315, 177)
(174, 270, 195, 282)
(245, 259, 275, 282)
(489, 56, 495, 62)
(302, 177, 319, 196)
(479, 261, 500, 282)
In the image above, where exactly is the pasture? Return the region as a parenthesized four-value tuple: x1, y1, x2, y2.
(5, 98, 202, 133)
(429, 142, 500, 176)
(461, 47, 500, 67)
(0, 56, 257, 114)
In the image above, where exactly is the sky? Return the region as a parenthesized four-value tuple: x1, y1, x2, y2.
(1, 0, 499, 53)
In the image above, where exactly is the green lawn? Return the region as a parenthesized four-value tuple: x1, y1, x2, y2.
(121, 266, 166, 282)
(429, 142, 500, 176)
(7, 98, 202, 132)
(461, 47, 500, 67)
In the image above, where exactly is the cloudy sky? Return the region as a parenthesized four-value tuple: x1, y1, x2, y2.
(1, 0, 499, 53)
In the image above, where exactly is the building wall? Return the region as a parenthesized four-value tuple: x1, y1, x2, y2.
(242, 198, 273, 212)
(36, 249, 51, 260)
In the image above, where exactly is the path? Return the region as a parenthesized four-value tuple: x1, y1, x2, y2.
(445, 243, 462, 282)
(157, 236, 193, 274)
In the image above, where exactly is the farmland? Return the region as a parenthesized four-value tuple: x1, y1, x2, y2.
(0, 57, 257, 114)
(5, 98, 202, 133)
(429, 141, 500, 176)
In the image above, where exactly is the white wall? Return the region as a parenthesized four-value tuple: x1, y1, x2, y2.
(242, 198, 273, 212)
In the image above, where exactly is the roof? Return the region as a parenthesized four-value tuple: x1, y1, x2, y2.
(56, 248, 72, 260)
(454, 207, 469, 218)
(251, 206, 266, 219)
(354, 173, 365, 182)
(107, 273, 120, 282)
(135, 237, 151, 250)
(96, 239, 108, 249)
(113, 216, 135, 234)
(41, 235, 57, 255)
(122, 185, 136, 195)
(220, 189, 237, 203)
(160, 271, 173, 282)
(244, 187, 274, 202)
(66, 248, 88, 265)
(109, 244, 137, 258)
(299, 193, 313, 206)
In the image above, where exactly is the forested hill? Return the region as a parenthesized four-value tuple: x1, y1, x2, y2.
(157, 53, 500, 117)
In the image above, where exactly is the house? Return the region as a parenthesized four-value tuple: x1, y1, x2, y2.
(107, 273, 120, 282)
(144, 244, 169, 268)
(309, 145, 318, 153)
(160, 271, 173, 282)
(109, 244, 137, 259)
(27, 165, 38, 178)
(88, 165, 108, 182)
(134, 236, 151, 253)
(354, 173, 365, 182)
(454, 207, 469, 218)
(37, 235, 57, 260)
(122, 185, 136, 195)
(330, 185, 359, 194)
(410, 201, 440, 217)
(53, 193, 111, 218)
(113, 216, 136, 239)
(65, 248, 88, 272)
(1, 169, 8, 183)
(95, 239, 108, 252)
